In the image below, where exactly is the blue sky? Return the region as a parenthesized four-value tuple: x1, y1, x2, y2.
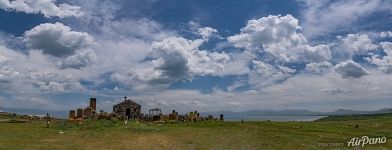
(0, 0, 392, 113)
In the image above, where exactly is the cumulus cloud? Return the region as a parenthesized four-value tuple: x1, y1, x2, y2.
(147, 37, 231, 84)
(299, 0, 391, 38)
(0, 45, 24, 83)
(367, 42, 392, 73)
(334, 60, 369, 78)
(228, 15, 304, 51)
(305, 61, 333, 74)
(0, 0, 83, 18)
(0, 44, 85, 95)
(197, 27, 218, 38)
(60, 50, 97, 69)
(381, 42, 392, 56)
(129, 69, 392, 112)
(24, 71, 83, 92)
(24, 22, 94, 57)
(251, 60, 275, 76)
(336, 34, 377, 54)
(380, 31, 392, 38)
(330, 33, 378, 63)
(23, 22, 96, 69)
(247, 60, 296, 89)
(1, 0, 392, 112)
(228, 14, 331, 63)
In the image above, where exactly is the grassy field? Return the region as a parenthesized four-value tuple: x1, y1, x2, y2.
(0, 113, 391, 150)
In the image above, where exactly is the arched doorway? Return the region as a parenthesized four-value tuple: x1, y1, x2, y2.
(126, 108, 131, 117)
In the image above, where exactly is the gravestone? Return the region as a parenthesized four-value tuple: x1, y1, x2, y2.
(69, 110, 75, 119)
(84, 107, 92, 119)
(77, 108, 84, 118)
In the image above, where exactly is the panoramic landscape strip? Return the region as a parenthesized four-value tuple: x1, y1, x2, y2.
(0, 0, 392, 149)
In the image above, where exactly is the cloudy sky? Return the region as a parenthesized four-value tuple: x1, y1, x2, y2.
(0, 0, 392, 113)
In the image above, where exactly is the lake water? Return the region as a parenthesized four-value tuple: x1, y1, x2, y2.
(224, 116, 327, 122)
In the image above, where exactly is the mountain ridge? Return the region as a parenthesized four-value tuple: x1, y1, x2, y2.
(202, 108, 392, 116)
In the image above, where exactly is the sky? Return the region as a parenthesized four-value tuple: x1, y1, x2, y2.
(0, 0, 392, 113)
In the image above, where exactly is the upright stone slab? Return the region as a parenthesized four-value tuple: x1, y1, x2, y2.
(90, 98, 97, 111)
(77, 108, 84, 118)
(84, 107, 92, 119)
(69, 110, 76, 119)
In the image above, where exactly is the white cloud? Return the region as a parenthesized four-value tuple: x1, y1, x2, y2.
(1, 0, 392, 112)
(0, 0, 83, 18)
(330, 33, 378, 63)
(334, 60, 369, 78)
(380, 31, 392, 38)
(336, 34, 378, 54)
(381, 42, 392, 56)
(228, 15, 305, 51)
(305, 61, 333, 74)
(367, 42, 392, 73)
(251, 60, 275, 76)
(24, 22, 94, 57)
(197, 27, 218, 38)
(147, 36, 232, 84)
(23, 22, 96, 69)
(0, 44, 85, 95)
(299, 0, 391, 38)
(124, 70, 392, 112)
(248, 60, 296, 89)
(228, 14, 331, 63)
(60, 50, 97, 69)
(257, 71, 392, 111)
(98, 18, 170, 41)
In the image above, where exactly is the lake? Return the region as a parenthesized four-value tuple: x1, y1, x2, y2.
(224, 116, 327, 122)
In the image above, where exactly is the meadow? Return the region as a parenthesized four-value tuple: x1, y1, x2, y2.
(0, 113, 391, 149)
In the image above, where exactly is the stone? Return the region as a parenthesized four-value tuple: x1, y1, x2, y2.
(84, 107, 92, 119)
(76, 108, 84, 118)
(90, 98, 97, 111)
(220, 114, 224, 121)
(69, 110, 75, 119)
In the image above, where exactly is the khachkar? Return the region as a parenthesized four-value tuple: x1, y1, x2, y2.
(90, 98, 96, 111)
(76, 108, 84, 118)
(84, 107, 92, 119)
(69, 97, 98, 120)
(69, 110, 75, 120)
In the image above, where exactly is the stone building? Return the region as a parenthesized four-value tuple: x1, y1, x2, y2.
(113, 96, 141, 120)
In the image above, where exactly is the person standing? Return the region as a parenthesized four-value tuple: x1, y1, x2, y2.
(46, 113, 51, 128)
(124, 116, 128, 125)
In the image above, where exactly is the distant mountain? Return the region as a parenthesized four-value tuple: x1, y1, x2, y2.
(202, 108, 392, 116)
(242, 109, 325, 116)
(374, 108, 392, 114)
(326, 108, 392, 116)
(202, 109, 324, 116)
(327, 109, 368, 115)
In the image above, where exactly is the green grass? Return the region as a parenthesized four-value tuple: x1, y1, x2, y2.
(0, 114, 392, 149)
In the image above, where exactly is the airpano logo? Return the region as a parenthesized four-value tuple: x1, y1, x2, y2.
(347, 136, 387, 147)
